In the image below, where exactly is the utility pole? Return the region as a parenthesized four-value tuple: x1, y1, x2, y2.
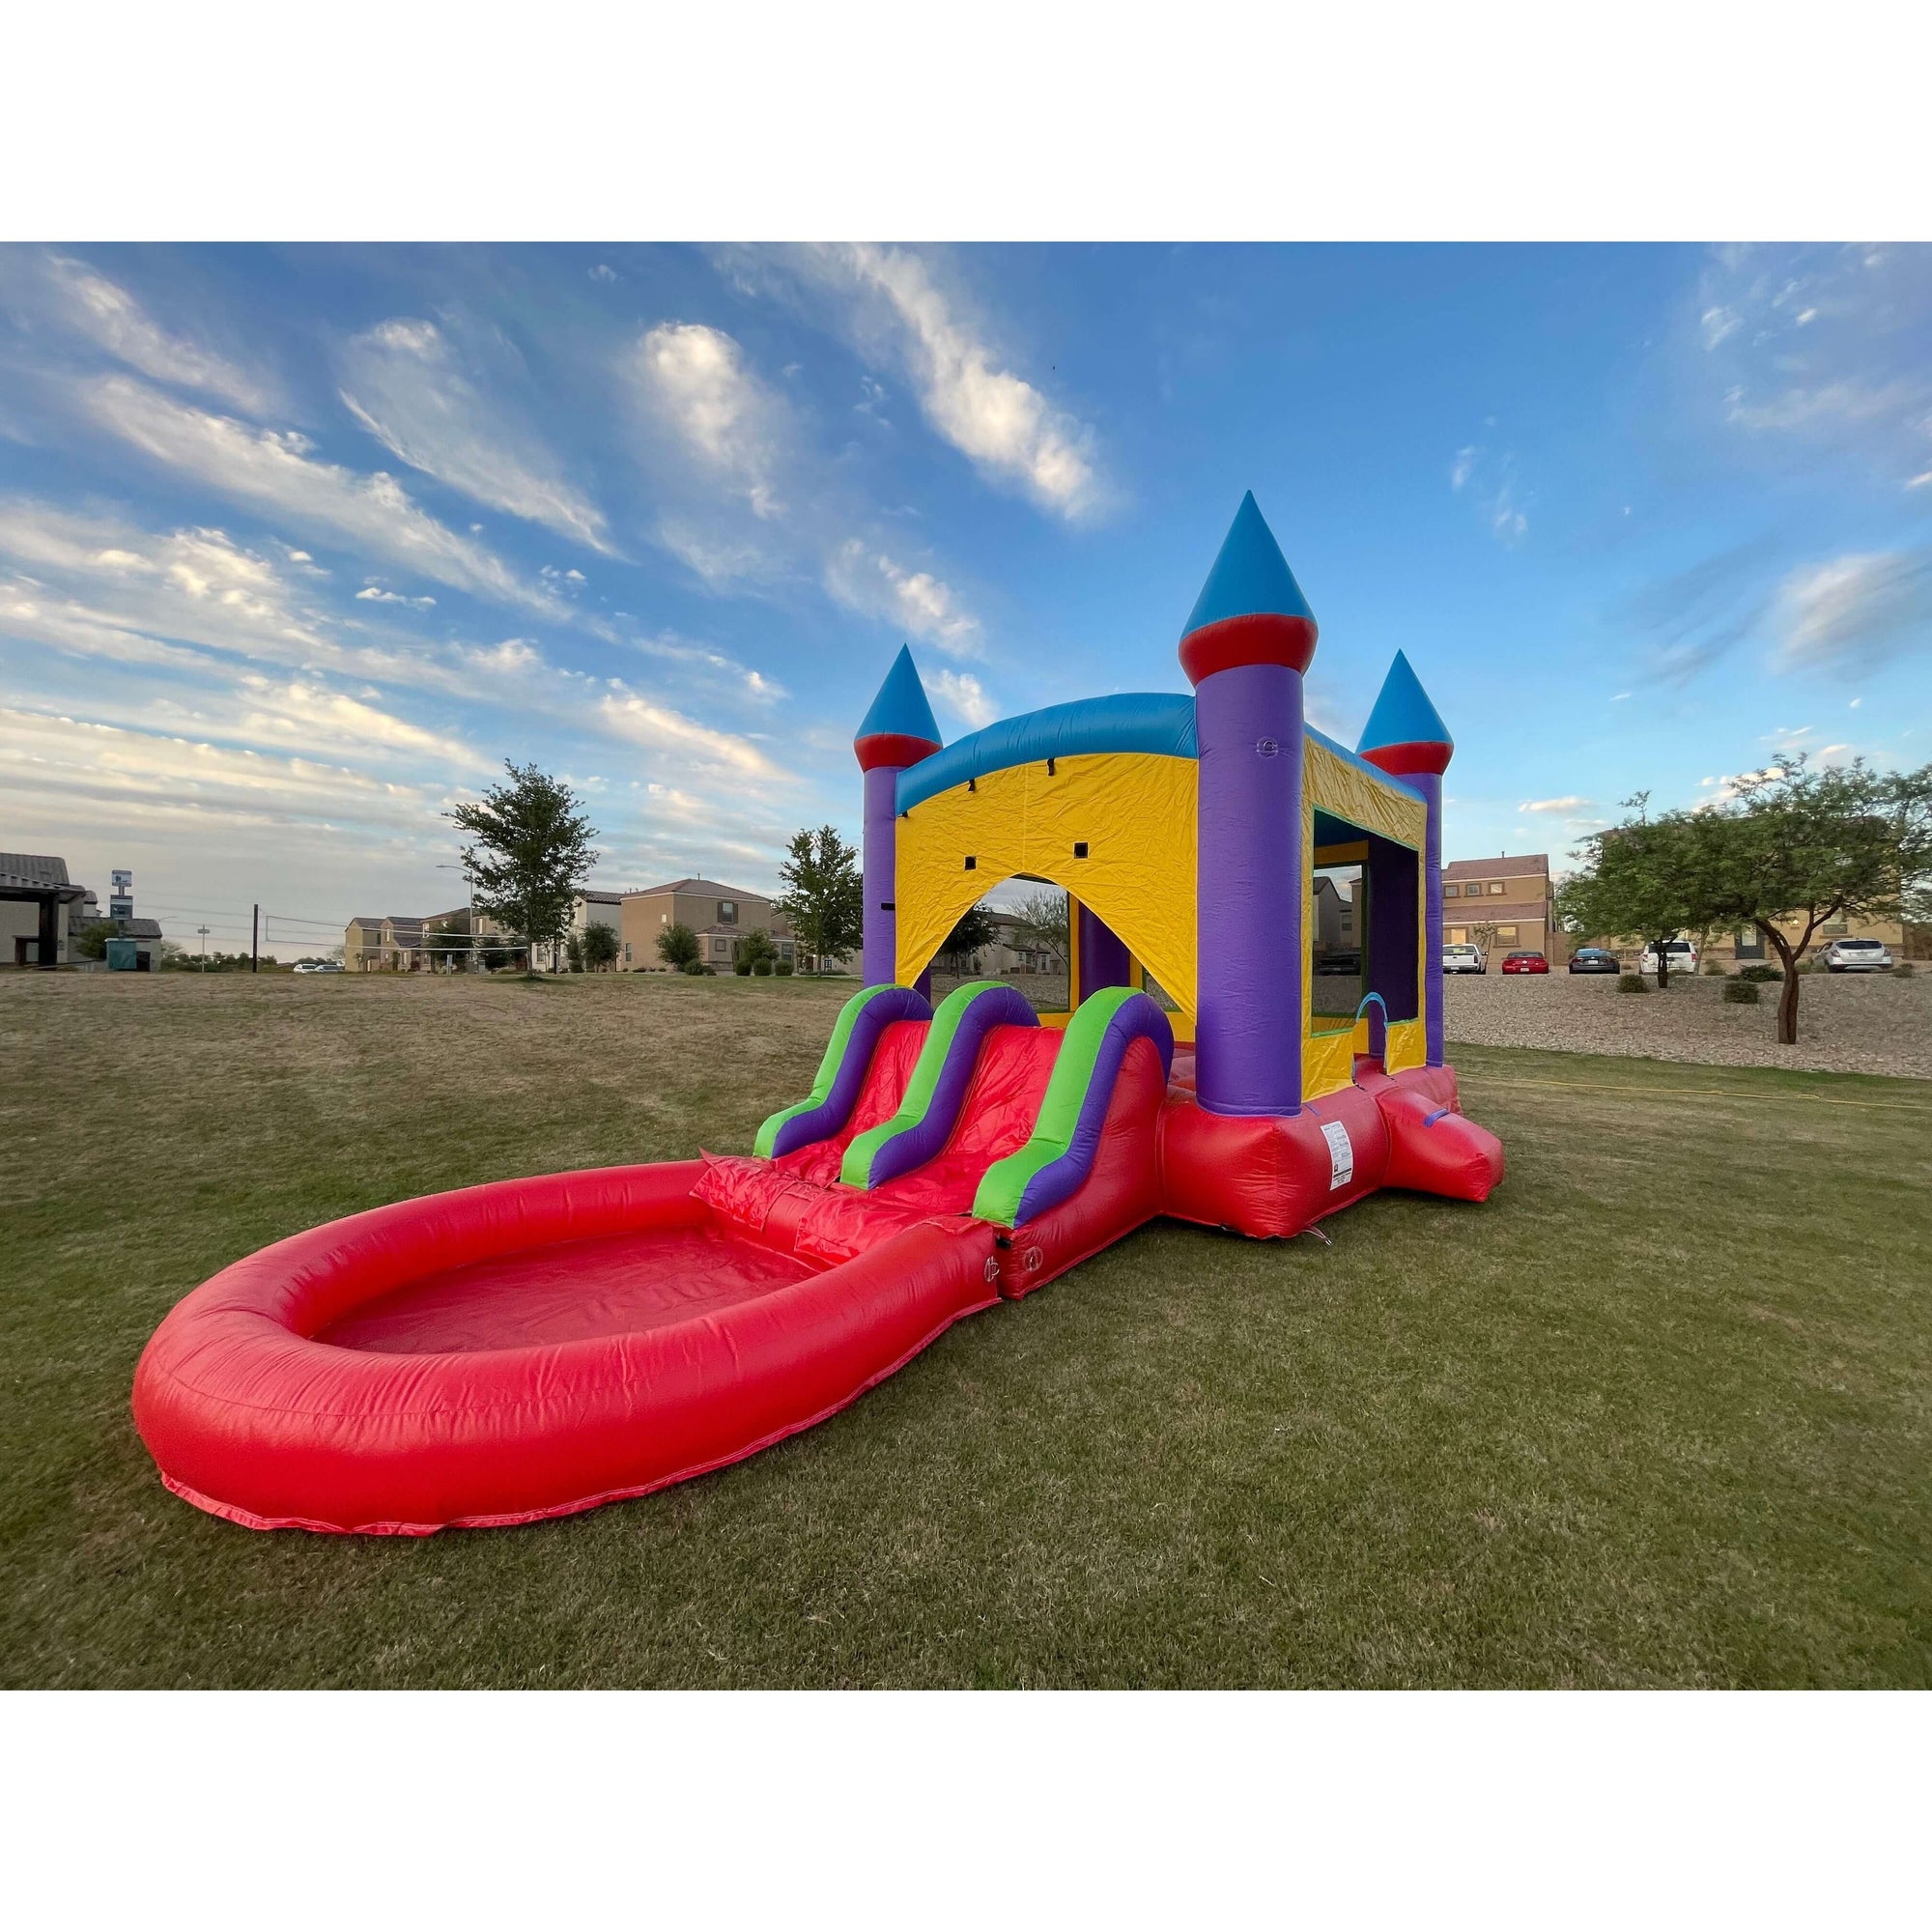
(196, 923, 210, 970)
(252, 903, 260, 972)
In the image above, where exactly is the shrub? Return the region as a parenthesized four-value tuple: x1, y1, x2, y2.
(1722, 979, 1761, 1005)
(1701, 958, 1728, 976)
(1738, 964, 1781, 983)
(734, 958, 753, 976)
(752, 957, 773, 977)
(1618, 972, 1648, 994)
(775, 960, 793, 977)
(657, 922, 700, 970)
(680, 957, 709, 977)
(1895, 961, 1916, 979)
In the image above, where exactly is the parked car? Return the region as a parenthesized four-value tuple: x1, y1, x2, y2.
(1822, 937, 1894, 972)
(1637, 939, 1698, 976)
(1501, 951, 1548, 974)
(293, 960, 345, 974)
(1567, 947, 1620, 975)
(1442, 943, 1486, 975)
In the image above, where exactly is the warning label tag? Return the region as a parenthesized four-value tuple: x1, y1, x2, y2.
(1321, 1119, 1354, 1190)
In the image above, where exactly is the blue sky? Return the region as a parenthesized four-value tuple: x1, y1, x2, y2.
(2, 242, 1927, 956)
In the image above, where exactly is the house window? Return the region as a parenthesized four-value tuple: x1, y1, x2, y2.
(1823, 920, 1849, 936)
(713, 937, 729, 955)
(718, 900, 738, 923)
(623, 943, 632, 962)
(1447, 927, 1464, 944)
(1443, 884, 1460, 898)
(1488, 881, 1505, 895)
(1497, 925, 1519, 943)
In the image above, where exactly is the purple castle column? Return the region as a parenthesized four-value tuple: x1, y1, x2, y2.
(1076, 902, 1132, 997)
(1194, 665, 1305, 1113)
(1357, 649, 1455, 1070)
(1413, 772, 1444, 1065)
(1179, 493, 1320, 1118)
(853, 644, 943, 988)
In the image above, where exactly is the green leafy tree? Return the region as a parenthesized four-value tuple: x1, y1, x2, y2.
(74, 920, 114, 960)
(446, 762, 598, 980)
(1676, 755, 1932, 1044)
(582, 922, 620, 972)
(939, 901, 999, 972)
(657, 921, 699, 970)
(564, 930, 585, 973)
(737, 928, 778, 973)
(1555, 793, 1707, 989)
(775, 826, 863, 972)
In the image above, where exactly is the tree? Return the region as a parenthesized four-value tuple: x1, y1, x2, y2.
(564, 930, 584, 973)
(1007, 886, 1069, 966)
(775, 825, 863, 972)
(582, 923, 620, 972)
(940, 902, 999, 972)
(657, 921, 699, 970)
(1465, 920, 1501, 962)
(1555, 793, 1707, 989)
(446, 762, 598, 980)
(426, 916, 469, 972)
(1677, 755, 1932, 1044)
(74, 920, 114, 960)
(737, 928, 778, 974)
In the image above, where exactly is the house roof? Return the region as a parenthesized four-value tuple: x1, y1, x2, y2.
(1444, 853, 1548, 879)
(582, 890, 623, 904)
(118, 918, 164, 939)
(626, 878, 767, 901)
(0, 852, 70, 887)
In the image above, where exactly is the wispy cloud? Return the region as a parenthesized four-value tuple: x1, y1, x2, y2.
(1624, 536, 1781, 685)
(1447, 442, 1527, 542)
(596, 683, 781, 779)
(795, 244, 1105, 521)
(632, 322, 785, 521)
(77, 375, 554, 614)
(1696, 244, 1932, 487)
(1776, 549, 1932, 675)
(337, 317, 613, 554)
(823, 539, 980, 657)
(13, 252, 278, 415)
(928, 667, 996, 728)
(1519, 795, 1590, 813)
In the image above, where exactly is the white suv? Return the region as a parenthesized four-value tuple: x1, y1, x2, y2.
(1638, 939, 1698, 976)
(1822, 938, 1893, 972)
(1442, 943, 1486, 975)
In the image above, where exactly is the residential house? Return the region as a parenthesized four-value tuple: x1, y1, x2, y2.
(619, 878, 795, 972)
(534, 891, 624, 972)
(1441, 853, 1567, 963)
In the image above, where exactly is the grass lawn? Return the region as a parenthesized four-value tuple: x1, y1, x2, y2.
(4, 969, 1929, 1689)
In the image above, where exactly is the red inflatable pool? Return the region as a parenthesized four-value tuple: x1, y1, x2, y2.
(132, 980, 1498, 1534)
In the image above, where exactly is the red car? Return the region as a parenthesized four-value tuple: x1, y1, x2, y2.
(1501, 951, 1548, 974)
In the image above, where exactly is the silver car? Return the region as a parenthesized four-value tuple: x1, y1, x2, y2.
(1442, 943, 1486, 975)
(1822, 937, 1893, 972)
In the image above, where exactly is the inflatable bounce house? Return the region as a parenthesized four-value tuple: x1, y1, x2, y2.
(133, 494, 1502, 1534)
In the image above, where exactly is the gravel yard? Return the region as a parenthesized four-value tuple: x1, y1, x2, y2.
(1446, 968, 1932, 1079)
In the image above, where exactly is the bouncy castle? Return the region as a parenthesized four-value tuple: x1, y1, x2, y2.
(133, 495, 1502, 1534)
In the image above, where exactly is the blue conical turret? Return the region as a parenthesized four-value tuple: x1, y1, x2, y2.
(854, 644, 942, 771)
(1179, 491, 1318, 687)
(1357, 650, 1452, 775)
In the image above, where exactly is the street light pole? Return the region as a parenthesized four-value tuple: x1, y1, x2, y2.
(196, 923, 210, 971)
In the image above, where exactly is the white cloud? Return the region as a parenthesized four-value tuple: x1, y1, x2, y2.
(1491, 487, 1528, 542)
(337, 317, 612, 553)
(929, 668, 995, 729)
(1450, 446, 1478, 491)
(632, 323, 784, 519)
(589, 264, 617, 284)
(1610, 691, 1632, 701)
(355, 584, 436, 609)
(1700, 305, 1742, 349)
(78, 375, 553, 614)
(822, 538, 979, 656)
(596, 685, 780, 778)
(803, 244, 1103, 520)
(1776, 550, 1932, 674)
(29, 254, 275, 415)
(1519, 796, 1589, 813)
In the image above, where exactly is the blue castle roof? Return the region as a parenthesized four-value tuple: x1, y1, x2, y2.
(856, 643, 942, 747)
(1357, 650, 1452, 753)
(1180, 491, 1315, 640)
